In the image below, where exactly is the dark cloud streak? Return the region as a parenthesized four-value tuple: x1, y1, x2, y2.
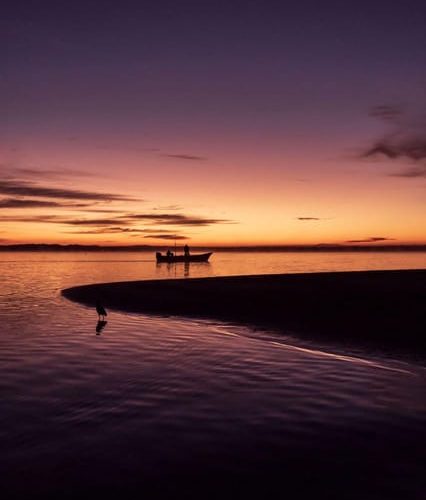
(5, 167, 96, 179)
(123, 213, 234, 226)
(64, 227, 151, 234)
(363, 138, 426, 162)
(65, 227, 180, 235)
(143, 234, 189, 240)
(63, 218, 133, 226)
(0, 180, 138, 201)
(388, 165, 426, 178)
(345, 237, 395, 243)
(162, 154, 207, 161)
(362, 106, 426, 173)
(0, 215, 61, 223)
(0, 198, 73, 208)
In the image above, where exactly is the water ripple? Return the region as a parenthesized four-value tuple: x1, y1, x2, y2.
(1, 252, 425, 498)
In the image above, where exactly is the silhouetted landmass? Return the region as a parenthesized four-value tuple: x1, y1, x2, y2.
(0, 244, 153, 252)
(63, 270, 426, 357)
(2, 243, 426, 252)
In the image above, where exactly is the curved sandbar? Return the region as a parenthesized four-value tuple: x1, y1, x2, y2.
(63, 270, 426, 355)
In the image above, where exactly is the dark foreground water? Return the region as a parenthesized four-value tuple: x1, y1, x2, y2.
(1, 251, 425, 498)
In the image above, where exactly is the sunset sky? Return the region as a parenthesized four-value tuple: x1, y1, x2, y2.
(2, 1, 425, 246)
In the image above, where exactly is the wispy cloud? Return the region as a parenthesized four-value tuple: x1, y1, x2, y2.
(123, 213, 234, 226)
(65, 227, 177, 235)
(87, 144, 205, 163)
(0, 198, 90, 209)
(64, 227, 150, 234)
(139, 228, 178, 233)
(296, 217, 321, 221)
(0, 205, 234, 244)
(0, 215, 132, 226)
(153, 205, 182, 211)
(362, 105, 426, 175)
(53, 213, 231, 228)
(61, 218, 133, 226)
(0, 215, 62, 223)
(388, 165, 426, 178)
(363, 139, 426, 162)
(345, 237, 395, 243)
(94, 144, 160, 153)
(4, 167, 96, 179)
(162, 154, 207, 161)
(143, 234, 189, 240)
(0, 199, 128, 212)
(80, 207, 127, 213)
(0, 211, 232, 228)
(368, 105, 402, 122)
(0, 180, 137, 201)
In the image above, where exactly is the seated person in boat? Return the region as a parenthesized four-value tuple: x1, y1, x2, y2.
(166, 249, 173, 258)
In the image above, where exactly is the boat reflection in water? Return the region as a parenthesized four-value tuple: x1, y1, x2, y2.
(156, 259, 211, 278)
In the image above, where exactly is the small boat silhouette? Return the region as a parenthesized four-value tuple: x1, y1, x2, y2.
(156, 252, 212, 263)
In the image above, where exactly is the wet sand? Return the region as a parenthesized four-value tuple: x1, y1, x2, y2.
(63, 269, 426, 357)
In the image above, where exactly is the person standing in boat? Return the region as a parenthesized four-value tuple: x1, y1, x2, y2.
(184, 244, 190, 257)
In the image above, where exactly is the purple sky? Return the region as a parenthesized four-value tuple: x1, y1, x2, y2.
(1, 1, 425, 245)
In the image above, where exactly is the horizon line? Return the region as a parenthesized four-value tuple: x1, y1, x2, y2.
(1, 243, 425, 252)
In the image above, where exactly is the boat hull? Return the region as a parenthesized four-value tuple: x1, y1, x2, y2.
(156, 252, 212, 263)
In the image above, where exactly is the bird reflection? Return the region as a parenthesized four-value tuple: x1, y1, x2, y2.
(96, 320, 108, 335)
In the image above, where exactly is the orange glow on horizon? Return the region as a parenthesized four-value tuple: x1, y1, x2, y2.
(1, 136, 425, 247)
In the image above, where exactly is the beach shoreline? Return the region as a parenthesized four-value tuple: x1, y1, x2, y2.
(62, 269, 426, 357)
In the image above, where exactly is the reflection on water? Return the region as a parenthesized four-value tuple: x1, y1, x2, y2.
(156, 260, 209, 278)
(0, 251, 425, 497)
(1, 250, 425, 287)
(95, 319, 108, 334)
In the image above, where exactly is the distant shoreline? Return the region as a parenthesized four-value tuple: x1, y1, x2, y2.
(2, 243, 426, 252)
(63, 269, 426, 358)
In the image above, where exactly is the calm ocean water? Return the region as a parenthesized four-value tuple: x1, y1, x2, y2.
(1, 251, 425, 498)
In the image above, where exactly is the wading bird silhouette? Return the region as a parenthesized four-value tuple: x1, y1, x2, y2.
(96, 302, 107, 320)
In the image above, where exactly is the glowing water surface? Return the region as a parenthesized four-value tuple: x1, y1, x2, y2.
(1, 251, 425, 498)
